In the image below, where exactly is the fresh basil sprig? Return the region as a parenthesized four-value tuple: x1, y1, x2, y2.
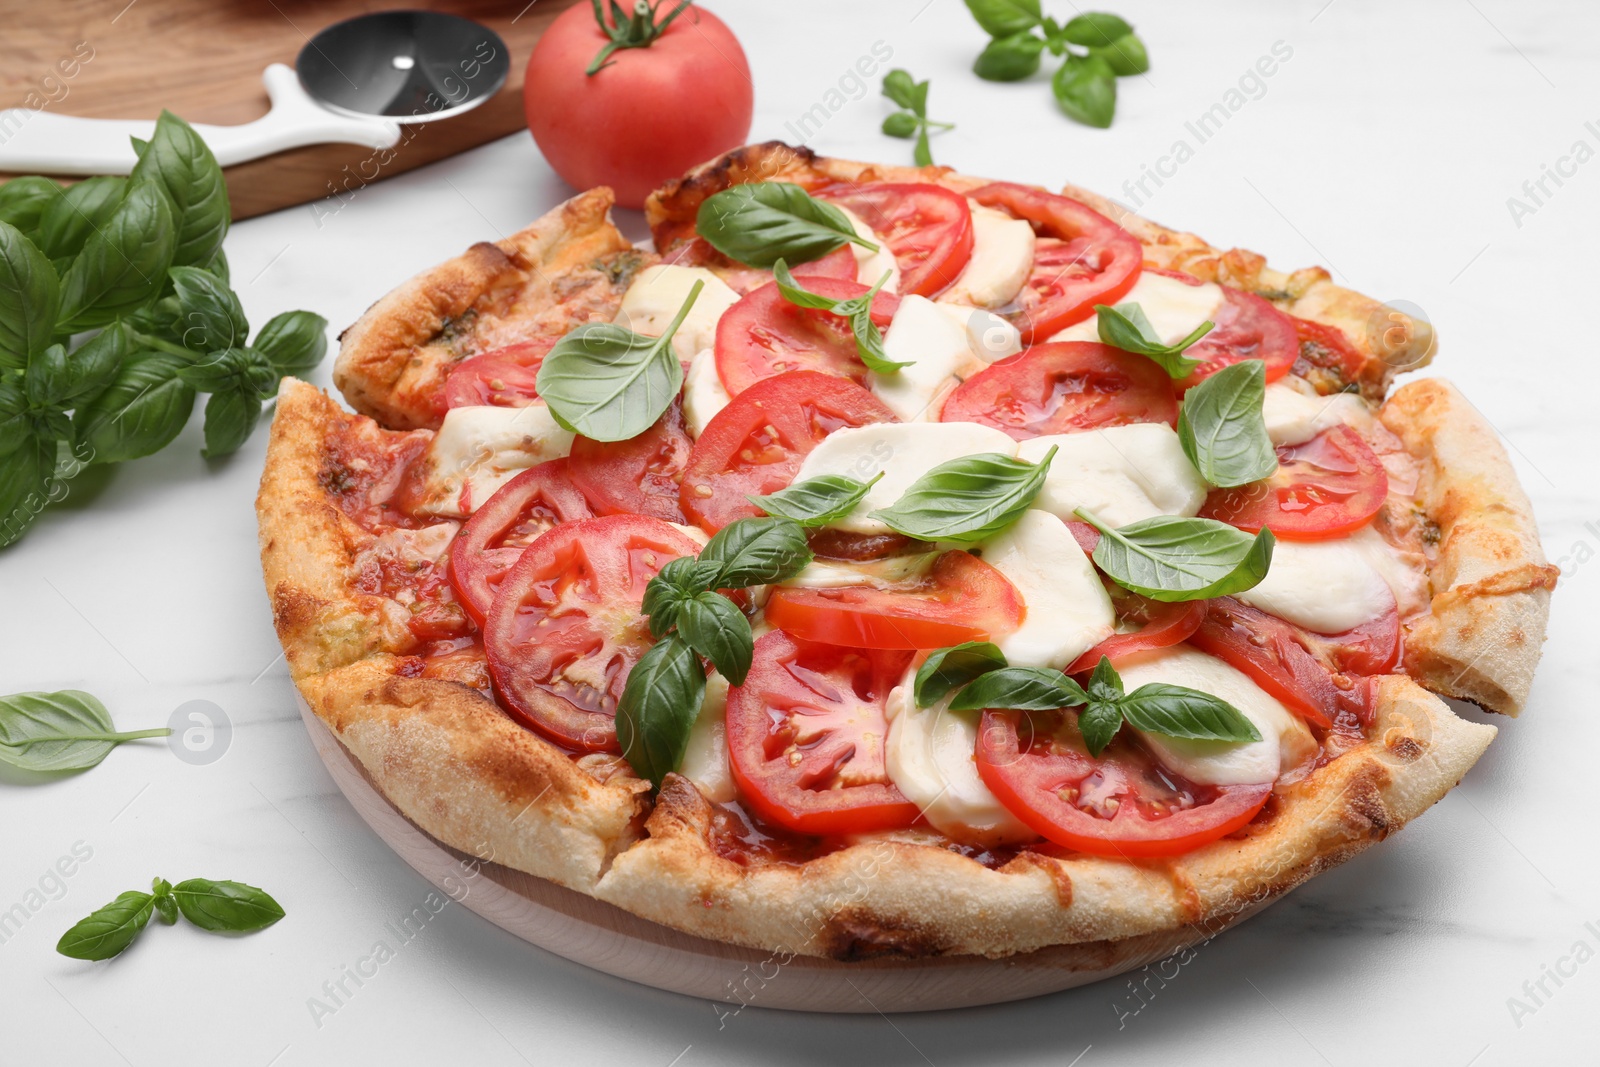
(914, 641, 1009, 706)
(772, 261, 904, 374)
(1178, 360, 1278, 488)
(1095, 301, 1214, 377)
(870, 445, 1056, 544)
(535, 280, 700, 442)
(1076, 507, 1275, 602)
(58, 876, 284, 960)
(695, 182, 876, 269)
(0, 690, 170, 773)
(751, 472, 881, 527)
(881, 69, 954, 166)
(964, 3, 1148, 127)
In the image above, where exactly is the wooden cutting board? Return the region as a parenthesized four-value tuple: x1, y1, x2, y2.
(0, 0, 578, 220)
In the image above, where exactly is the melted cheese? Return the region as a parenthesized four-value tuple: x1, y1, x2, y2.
(1236, 536, 1396, 633)
(1261, 380, 1371, 447)
(679, 672, 736, 803)
(413, 404, 575, 518)
(1348, 526, 1431, 619)
(936, 303, 1023, 366)
(1016, 423, 1209, 527)
(872, 295, 974, 422)
(979, 510, 1113, 669)
(939, 203, 1035, 309)
(1050, 272, 1225, 347)
(682, 346, 730, 438)
(615, 264, 741, 362)
(782, 553, 938, 589)
(835, 206, 901, 292)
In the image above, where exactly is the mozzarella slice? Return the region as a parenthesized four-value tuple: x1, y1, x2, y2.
(1116, 646, 1316, 786)
(682, 346, 730, 438)
(1050, 272, 1225, 347)
(782, 553, 938, 589)
(885, 667, 1035, 846)
(1347, 526, 1431, 619)
(835, 206, 901, 292)
(793, 421, 1018, 534)
(871, 295, 974, 422)
(936, 303, 1023, 366)
(979, 510, 1113, 669)
(1236, 537, 1396, 633)
(939, 203, 1035, 309)
(679, 672, 736, 803)
(1261, 381, 1371, 447)
(412, 404, 575, 518)
(615, 264, 742, 363)
(1016, 423, 1209, 528)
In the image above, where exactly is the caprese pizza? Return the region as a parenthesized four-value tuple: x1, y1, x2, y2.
(258, 143, 1555, 962)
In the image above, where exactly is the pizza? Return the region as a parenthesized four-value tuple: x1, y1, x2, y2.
(257, 143, 1556, 963)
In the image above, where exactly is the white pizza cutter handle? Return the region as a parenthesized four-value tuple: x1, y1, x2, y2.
(0, 64, 401, 177)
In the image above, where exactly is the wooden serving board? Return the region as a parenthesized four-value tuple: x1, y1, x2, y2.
(0, 0, 578, 220)
(298, 697, 1270, 1012)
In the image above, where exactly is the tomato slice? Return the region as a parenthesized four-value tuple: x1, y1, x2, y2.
(447, 459, 596, 627)
(1145, 271, 1298, 391)
(1292, 315, 1370, 393)
(725, 631, 920, 834)
(714, 277, 900, 398)
(568, 400, 694, 523)
(443, 340, 554, 409)
(1067, 598, 1205, 673)
(483, 515, 702, 752)
(939, 341, 1177, 439)
(968, 183, 1143, 343)
(1200, 425, 1388, 541)
(661, 237, 858, 294)
(764, 550, 1023, 650)
(679, 370, 897, 533)
(819, 182, 975, 297)
(976, 710, 1272, 859)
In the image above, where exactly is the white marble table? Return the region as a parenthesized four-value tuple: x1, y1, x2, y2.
(4, 0, 1597, 1063)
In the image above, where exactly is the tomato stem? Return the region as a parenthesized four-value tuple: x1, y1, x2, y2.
(585, 0, 695, 76)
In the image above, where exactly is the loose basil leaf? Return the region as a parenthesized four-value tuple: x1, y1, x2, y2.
(74, 351, 197, 465)
(169, 264, 248, 353)
(0, 434, 53, 548)
(170, 878, 286, 932)
(1059, 11, 1134, 46)
(56, 181, 176, 333)
(750, 472, 881, 526)
(870, 445, 1056, 544)
(1178, 359, 1277, 488)
(535, 282, 696, 442)
(914, 642, 1008, 707)
(700, 516, 813, 587)
(616, 633, 706, 789)
(1077, 700, 1123, 757)
(0, 220, 59, 368)
(0, 176, 62, 238)
(882, 112, 919, 138)
(152, 878, 178, 925)
(253, 310, 329, 377)
(696, 182, 874, 269)
(1085, 654, 1122, 703)
(1052, 53, 1118, 129)
(1078, 508, 1276, 602)
(964, 0, 1043, 38)
(882, 68, 921, 111)
(676, 590, 754, 685)
(35, 175, 126, 262)
(1092, 32, 1150, 76)
(773, 261, 905, 374)
(948, 666, 1088, 712)
(974, 33, 1046, 81)
(1119, 683, 1262, 744)
(200, 388, 259, 459)
(0, 690, 172, 772)
(129, 111, 231, 268)
(57, 891, 154, 960)
(1095, 301, 1213, 376)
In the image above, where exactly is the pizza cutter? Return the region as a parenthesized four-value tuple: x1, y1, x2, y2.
(0, 10, 510, 176)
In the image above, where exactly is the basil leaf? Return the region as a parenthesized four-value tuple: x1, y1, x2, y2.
(1078, 508, 1276, 602)
(696, 183, 874, 269)
(74, 351, 197, 465)
(169, 265, 248, 353)
(1060, 11, 1134, 46)
(1092, 32, 1150, 76)
(129, 111, 230, 268)
(1078, 701, 1124, 757)
(964, 0, 1043, 38)
(174, 346, 271, 395)
(1178, 360, 1277, 488)
(0, 690, 171, 772)
(200, 387, 259, 459)
(974, 33, 1046, 81)
(914, 642, 1008, 707)
(870, 445, 1055, 544)
(1119, 683, 1263, 744)
(35, 175, 126, 262)
(53, 322, 129, 409)
(0, 378, 28, 457)
(1096, 301, 1213, 376)
(1052, 53, 1118, 129)
(253, 310, 329, 377)
(948, 666, 1088, 712)
(57, 891, 154, 960)
(24, 344, 71, 408)
(0, 434, 53, 548)
(700, 516, 813, 587)
(882, 112, 919, 138)
(534, 282, 695, 442)
(676, 590, 754, 685)
(1085, 654, 1123, 703)
(750, 472, 881, 526)
(170, 878, 285, 932)
(616, 634, 706, 789)
(56, 181, 176, 333)
(913, 126, 934, 168)
(0, 176, 62, 238)
(642, 556, 724, 637)
(0, 221, 59, 368)
(152, 878, 178, 925)
(772, 261, 906, 374)
(882, 68, 921, 111)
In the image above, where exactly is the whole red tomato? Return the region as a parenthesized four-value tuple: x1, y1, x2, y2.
(524, 2, 754, 209)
